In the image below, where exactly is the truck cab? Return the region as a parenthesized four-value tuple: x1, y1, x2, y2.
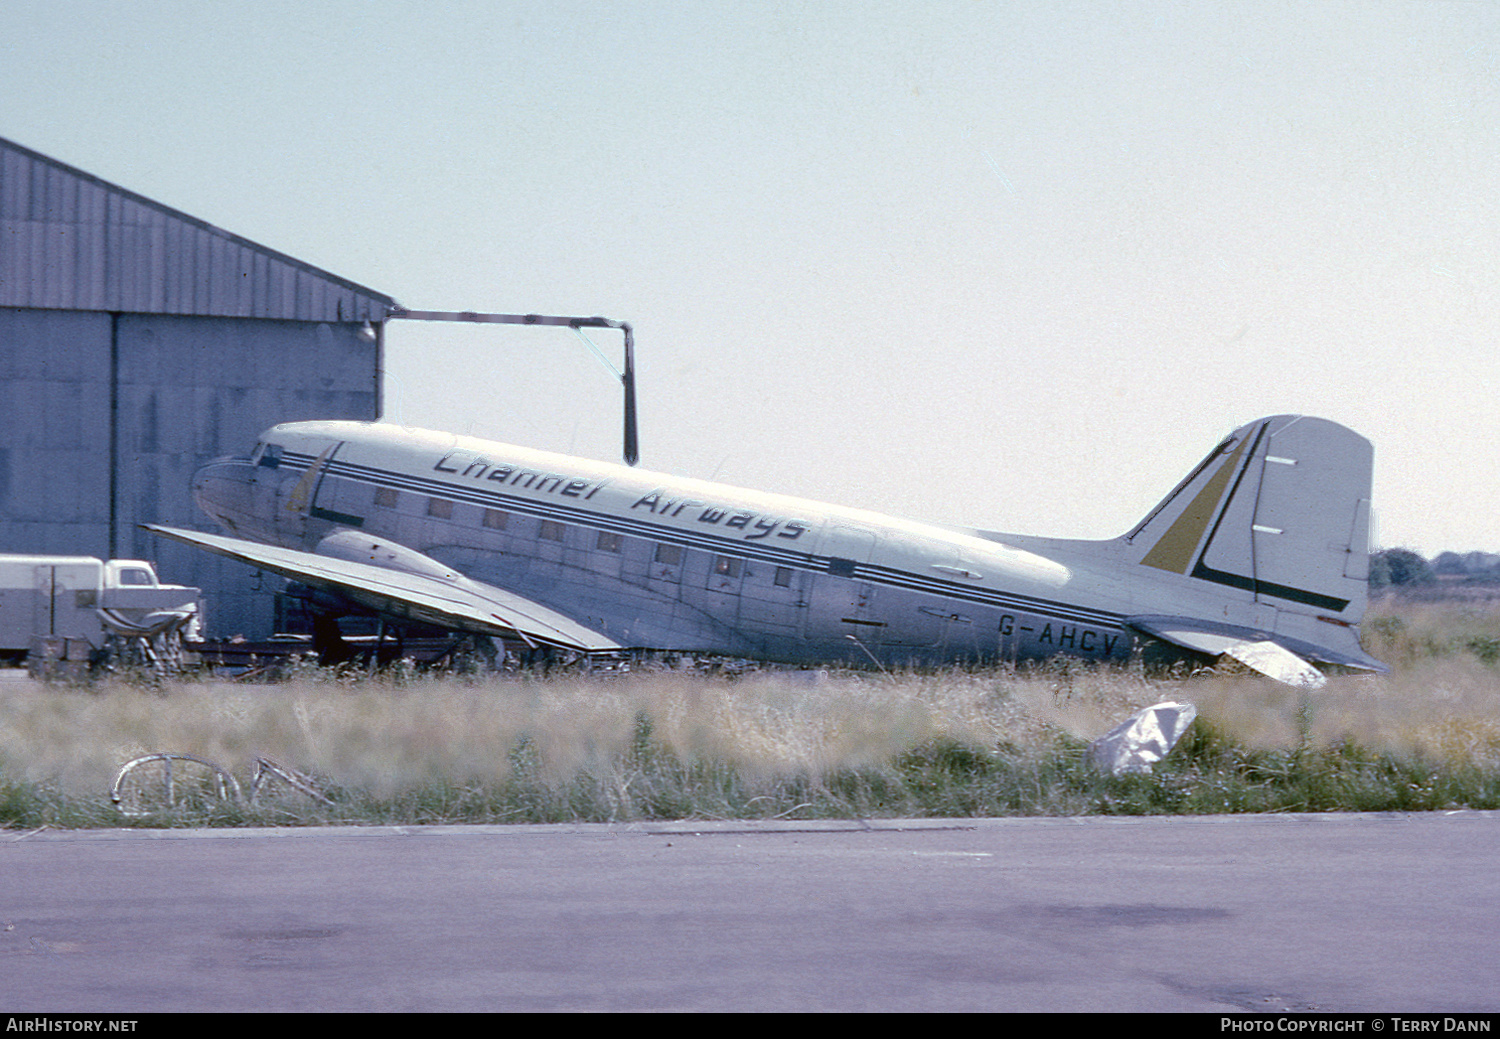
(0, 556, 203, 670)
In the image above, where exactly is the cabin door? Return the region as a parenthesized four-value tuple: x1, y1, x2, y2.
(805, 524, 882, 653)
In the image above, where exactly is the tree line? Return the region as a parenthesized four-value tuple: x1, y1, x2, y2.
(1369, 548, 1500, 590)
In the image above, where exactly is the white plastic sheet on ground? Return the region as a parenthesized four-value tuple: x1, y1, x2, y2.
(1089, 701, 1198, 776)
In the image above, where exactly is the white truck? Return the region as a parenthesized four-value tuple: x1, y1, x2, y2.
(0, 556, 203, 678)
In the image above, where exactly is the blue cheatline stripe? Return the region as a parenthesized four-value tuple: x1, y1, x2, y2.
(288, 449, 822, 566)
(856, 562, 1121, 627)
(283, 450, 1129, 632)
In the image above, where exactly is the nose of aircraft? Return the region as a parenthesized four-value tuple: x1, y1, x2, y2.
(192, 457, 259, 535)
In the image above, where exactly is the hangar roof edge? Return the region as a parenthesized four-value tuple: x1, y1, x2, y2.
(0, 135, 398, 321)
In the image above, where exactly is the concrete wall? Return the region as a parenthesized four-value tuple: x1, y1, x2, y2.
(0, 306, 379, 638)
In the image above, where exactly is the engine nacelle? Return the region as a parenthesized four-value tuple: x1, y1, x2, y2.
(315, 530, 461, 583)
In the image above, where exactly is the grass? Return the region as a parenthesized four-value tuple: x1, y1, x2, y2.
(4, 599, 1500, 829)
(1362, 596, 1500, 669)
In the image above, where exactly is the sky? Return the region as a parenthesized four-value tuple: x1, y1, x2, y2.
(5, 0, 1499, 556)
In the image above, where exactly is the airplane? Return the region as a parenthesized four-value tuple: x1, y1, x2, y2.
(147, 412, 1387, 687)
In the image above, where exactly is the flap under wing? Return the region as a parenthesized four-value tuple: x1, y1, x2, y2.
(144, 525, 620, 653)
(1127, 614, 1388, 687)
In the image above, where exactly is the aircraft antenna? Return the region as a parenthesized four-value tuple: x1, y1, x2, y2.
(385, 308, 640, 465)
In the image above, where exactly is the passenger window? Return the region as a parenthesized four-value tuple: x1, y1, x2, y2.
(539, 520, 566, 541)
(428, 497, 453, 519)
(713, 556, 741, 578)
(774, 567, 792, 587)
(597, 531, 622, 552)
(655, 543, 683, 566)
(483, 509, 509, 530)
(374, 487, 399, 508)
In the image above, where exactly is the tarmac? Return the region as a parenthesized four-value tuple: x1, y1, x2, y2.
(3, 810, 1497, 1012)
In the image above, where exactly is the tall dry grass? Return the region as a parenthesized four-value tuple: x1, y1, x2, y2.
(0, 667, 1107, 790)
(3, 599, 1499, 826)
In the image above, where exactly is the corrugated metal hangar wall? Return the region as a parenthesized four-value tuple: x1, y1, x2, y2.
(0, 135, 396, 638)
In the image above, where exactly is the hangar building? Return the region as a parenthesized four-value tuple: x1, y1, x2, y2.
(0, 135, 396, 638)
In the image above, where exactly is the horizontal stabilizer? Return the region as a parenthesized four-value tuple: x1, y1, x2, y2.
(144, 525, 620, 653)
(1128, 614, 1388, 687)
(1222, 640, 1326, 689)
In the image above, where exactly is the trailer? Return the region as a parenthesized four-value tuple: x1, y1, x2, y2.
(0, 556, 202, 679)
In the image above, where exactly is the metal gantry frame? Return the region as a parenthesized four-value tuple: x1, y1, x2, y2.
(386, 308, 639, 465)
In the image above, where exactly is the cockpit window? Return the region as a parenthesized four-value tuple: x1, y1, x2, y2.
(118, 568, 154, 586)
(256, 443, 283, 469)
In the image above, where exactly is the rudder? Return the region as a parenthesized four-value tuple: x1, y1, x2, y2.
(1124, 415, 1373, 627)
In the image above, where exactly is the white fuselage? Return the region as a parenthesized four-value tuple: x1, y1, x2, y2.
(170, 412, 1382, 682)
(193, 420, 1189, 665)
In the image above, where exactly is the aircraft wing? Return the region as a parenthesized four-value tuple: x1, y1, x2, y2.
(1126, 615, 1389, 688)
(144, 525, 620, 653)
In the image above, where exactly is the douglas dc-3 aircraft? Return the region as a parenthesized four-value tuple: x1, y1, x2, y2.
(149, 413, 1387, 686)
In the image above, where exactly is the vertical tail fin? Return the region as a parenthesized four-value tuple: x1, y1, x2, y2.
(1123, 415, 1381, 671)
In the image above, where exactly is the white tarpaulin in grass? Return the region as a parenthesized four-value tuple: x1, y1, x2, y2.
(1089, 701, 1198, 776)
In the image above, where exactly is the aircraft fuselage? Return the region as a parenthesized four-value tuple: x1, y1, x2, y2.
(193, 421, 1143, 666)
